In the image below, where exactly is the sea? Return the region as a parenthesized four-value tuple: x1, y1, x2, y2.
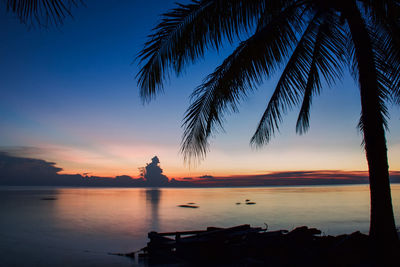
(1, 184, 399, 266)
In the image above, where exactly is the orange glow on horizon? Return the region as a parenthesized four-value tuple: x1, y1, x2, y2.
(20, 141, 399, 180)
(57, 169, 400, 183)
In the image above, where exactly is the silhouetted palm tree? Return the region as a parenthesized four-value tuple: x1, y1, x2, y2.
(4, 0, 80, 27)
(137, 0, 400, 245)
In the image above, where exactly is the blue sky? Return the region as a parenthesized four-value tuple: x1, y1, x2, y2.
(1, 0, 399, 178)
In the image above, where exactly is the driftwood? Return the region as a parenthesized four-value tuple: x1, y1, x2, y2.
(142, 224, 325, 265)
(115, 225, 399, 266)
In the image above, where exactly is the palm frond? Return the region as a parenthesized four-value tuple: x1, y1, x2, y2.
(250, 10, 322, 146)
(296, 13, 346, 134)
(373, 34, 399, 106)
(295, 30, 322, 134)
(368, 2, 400, 105)
(6, 0, 80, 27)
(181, 2, 307, 161)
(136, 0, 265, 102)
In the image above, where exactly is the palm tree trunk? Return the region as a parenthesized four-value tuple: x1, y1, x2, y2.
(343, 2, 398, 245)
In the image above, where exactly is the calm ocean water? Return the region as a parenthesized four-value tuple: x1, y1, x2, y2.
(1, 185, 399, 266)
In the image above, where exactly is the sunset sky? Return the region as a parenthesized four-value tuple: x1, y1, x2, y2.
(1, 0, 400, 179)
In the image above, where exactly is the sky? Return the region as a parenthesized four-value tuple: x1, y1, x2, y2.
(1, 0, 400, 180)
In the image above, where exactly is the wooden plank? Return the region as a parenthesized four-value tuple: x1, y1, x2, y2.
(193, 224, 251, 238)
(153, 224, 254, 238)
(154, 230, 210, 237)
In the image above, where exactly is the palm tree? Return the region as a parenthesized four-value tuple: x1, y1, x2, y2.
(4, 0, 81, 27)
(137, 0, 400, 245)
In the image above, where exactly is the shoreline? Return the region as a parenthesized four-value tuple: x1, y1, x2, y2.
(119, 224, 400, 266)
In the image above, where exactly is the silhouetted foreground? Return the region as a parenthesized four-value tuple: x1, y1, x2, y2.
(117, 224, 399, 266)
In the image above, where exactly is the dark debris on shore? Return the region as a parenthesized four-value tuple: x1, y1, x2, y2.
(116, 224, 399, 266)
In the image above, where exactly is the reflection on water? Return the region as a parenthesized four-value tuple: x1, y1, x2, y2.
(145, 189, 161, 230)
(0, 185, 399, 266)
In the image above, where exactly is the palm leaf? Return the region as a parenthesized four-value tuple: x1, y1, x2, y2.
(250, 9, 322, 146)
(369, 3, 400, 105)
(296, 13, 346, 134)
(137, 0, 265, 102)
(181, 2, 307, 161)
(6, 0, 80, 26)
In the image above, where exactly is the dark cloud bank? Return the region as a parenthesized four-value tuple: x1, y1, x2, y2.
(0, 152, 399, 187)
(0, 153, 189, 187)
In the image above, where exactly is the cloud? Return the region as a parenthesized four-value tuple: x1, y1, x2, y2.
(0, 152, 143, 186)
(1, 151, 399, 187)
(191, 170, 400, 186)
(0, 152, 63, 185)
(198, 175, 214, 179)
(140, 156, 169, 186)
(0, 152, 193, 187)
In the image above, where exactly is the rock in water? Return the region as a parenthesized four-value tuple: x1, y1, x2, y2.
(178, 204, 199, 208)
